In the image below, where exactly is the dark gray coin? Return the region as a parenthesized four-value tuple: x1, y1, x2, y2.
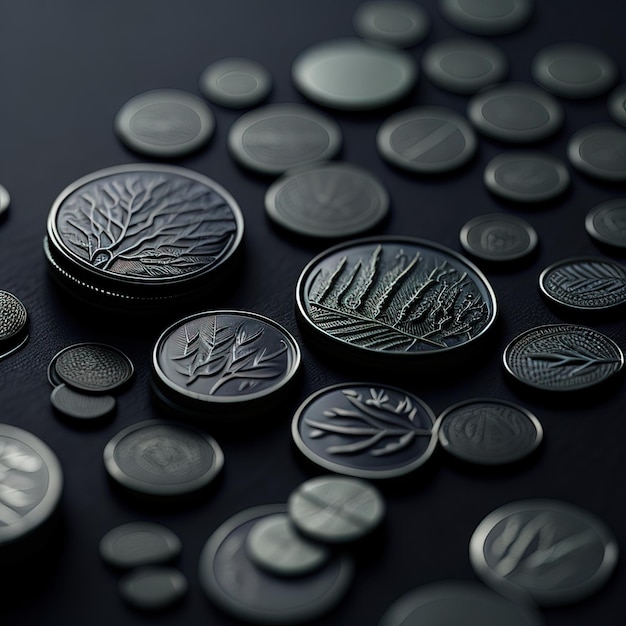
(151, 310, 301, 420)
(585, 198, 626, 249)
(470, 499, 619, 606)
(265, 161, 389, 238)
(50, 384, 116, 421)
(377, 106, 477, 174)
(532, 43, 618, 99)
(295, 237, 497, 369)
(436, 398, 543, 465)
(422, 38, 508, 95)
(99, 521, 182, 569)
(45, 164, 244, 305)
(199, 504, 354, 624)
(103, 420, 224, 498)
(467, 83, 563, 144)
(608, 84, 626, 127)
(353, 0, 431, 48)
(114, 89, 215, 157)
(484, 152, 570, 203)
(292, 383, 437, 479)
(539, 257, 626, 312)
(503, 324, 624, 392)
(0, 290, 28, 359)
(567, 124, 626, 183)
(119, 566, 188, 610)
(292, 38, 417, 111)
(0, 184, 10, 215)
(287, 476, 385, 543)
(378, 580, 544, 626)
(199, 57, 272, 108)
(460, 213, 538, 262)
(438, 0, 533, 35)
(228, 104, 342, 176)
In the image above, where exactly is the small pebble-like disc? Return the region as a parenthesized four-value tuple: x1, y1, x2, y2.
(50, 384, 116, 421)
(608, 84, 626, 127)
(585, 198, 626, 249)
(567, 124, 626, 183)
(438, 0, 534, 35)
(119, 566, 188, 610)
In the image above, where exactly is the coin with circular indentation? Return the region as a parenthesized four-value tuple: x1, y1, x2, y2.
(439, 0, 534, 35)
(50, 384, 116, 422)
(585, 198, 626, 249)
(567, 124, 626, 183)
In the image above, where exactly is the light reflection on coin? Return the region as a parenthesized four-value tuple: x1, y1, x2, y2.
(0, 184, 10, 216)
(50, 384, 116, 422)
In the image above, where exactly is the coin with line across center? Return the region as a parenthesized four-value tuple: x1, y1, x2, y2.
(585, 198, 626, 249)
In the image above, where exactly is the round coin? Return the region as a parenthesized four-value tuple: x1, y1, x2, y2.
(438, 0, 534, 35)
(199, 504, 354, 624)
(470, 499, 619, 606)
(50, 384, 116, 422)
(114, 89, 215, 157)
(0, 184, 10, 216)
(119, 566, 188, 610)
(503, 324, 624, 392)
(292, 383, 437, 479)
(103, 420, 224, 498)
(585, 198, 626, 249)
(265, 161, 389, 238)
(291, 38, 417, 111)
(0, 290, 28, 359)
(567, 124, 626, 183)
(608, 84, 626, 127)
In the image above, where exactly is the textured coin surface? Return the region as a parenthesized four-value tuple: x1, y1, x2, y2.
(292, 38, 417, 111)
(0, 290, 28, 358)
(608, 84, 626, 127)
(265, 161, 389, 238)
(438, 0, 533, 35)
(292, 383, 437, 479)
(114, 89, 215, 157)
(377, 106, 478, 174)
(0, 184, 10, 215)
(103, 420, 224, 498)
(199, 504, 354, 624)
(50, 384, 116, 421)
(503, 324, 624, 392)
(585, 198, 626, 249)
(119, 566, 188, 610)
(436, 398, 543, 465)
(567, 124, 626, 183)
(470, 499, 619, 606)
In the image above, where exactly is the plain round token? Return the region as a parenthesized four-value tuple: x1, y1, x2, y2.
(50, 384, 116, 421)
(377, 106, 478, 174)
(608, 84, 626, 127)
(484, 152, 570, 203)
(470, 499, 619, 606)
(439, 0, 533, 35)
(199, 504, 354, 624)
(265, 161, 389, 238)
(353, 1, 431, 47)
(199, 57, 272, 108)
(227, 104, 342, 176)
(585, 198, 626, 249)
(567, 124, 626, 183)
(422, 38, 508, 95)
(292, 38, 417, 111)
(103, 420, 224, 498)
(119, 566, 188, 610)
(0, 184, 10, 215)
(0, 290, 28, 359)
(532, 43, 618, 99)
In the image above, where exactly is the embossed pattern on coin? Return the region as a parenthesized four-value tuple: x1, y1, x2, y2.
(439, 0, 534, 35)
(50, 384, 116, 421)
(585, 198, 626, 249)
(0, 290, 28, 358)
(567, 124, 626, 183)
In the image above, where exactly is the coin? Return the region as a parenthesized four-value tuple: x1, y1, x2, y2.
(292, 383, 437, 479)
(469, 499, 619, 606)
(438, 0, 534, 35)
(119, 566, 188, 610)
(567, 124, 626, 183)
(502, 324, 624, 392)
(0, 290, 28, 360)
(0, 184, 10, 215)
(114, 88, 215, 157)
(608, 84, 626, 127)
(585, 198, 626, 249)
(50, 384, 116, 422)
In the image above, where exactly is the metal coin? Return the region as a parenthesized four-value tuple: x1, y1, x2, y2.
(199, 57, 272, 109)
(377, 106, 477, 174)
(484, 152, 570, 203)
(608, 84, 626, 128)
(438, 0, 533, 35)
(532, 43, 618, 99)
(103, 419, 224, 498)
(264, 161, 389, 239)
(0, 290, 28, 359)
(585, 198, 626, 249)
(567, 124, 626, 183)
(469, 499, 619, 606)
(50, 384, 116, 421)
(292, 383, 437, 479)
(0, 184, 10, 215)
(436, 398, 543, 465)
(295, 237, 497, 369)
(467, 83, 563, 144)
(198, 504, 354, 624)
(227, 104, 342, 176)
(502, 324, 624, 392)
(119, 566, 188, 610)
(114, 88, 215, 157)
(422, 37, 508, 95)
(291, 38, 417, 111)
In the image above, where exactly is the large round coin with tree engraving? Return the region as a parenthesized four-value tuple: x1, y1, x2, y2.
(296, 237, 497, 369)
(44, 164, 244, 307)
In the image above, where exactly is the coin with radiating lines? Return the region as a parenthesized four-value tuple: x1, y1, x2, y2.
(50, 384, 116, 422)
(585, 198, 626, 249)
(0, 290, 28, 359)
(567, 124, 626, 183)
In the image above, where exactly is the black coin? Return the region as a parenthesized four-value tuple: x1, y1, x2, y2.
(585, 198, 626, 249)
(438, 0, 534, 35)
(567, 124, 626, 183)
(608, 84, 626, 127)
(119, 566, 188, 610)
(50, 384, 116, 422)
(0, 290, 28, 359)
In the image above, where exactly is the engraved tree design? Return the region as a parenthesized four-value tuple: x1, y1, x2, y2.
(0, 441, 42, 526)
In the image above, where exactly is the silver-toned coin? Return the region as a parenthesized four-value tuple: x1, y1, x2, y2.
(0, 184, 10, 215)
(45, 164, 244, 305)
(484, 152, 570, 203)
(114, 88, 215, 157)
(438, 0, 533, 35)
(567, 124, 626, 183)
(422, 38, 508, 95)
(292, 383, 437, 479)
(264, 161, 389, 239)
(151, 310, 301, 420)
(470, 499, 619, 606)
(377, 106, 478, 174)
(198, 504, 354, 624)
(503, 324, 624, 392)
(436, 398, 543, 465)
(199, 57, 272, 109)
(608, 84, 626, 128)
(467, 83, 563, 144)
(119, 566, 188, 610)
(50, 384, 116, 421)
(585, 198, 626, 249)
(532, 43, 618, 99)
(227, 104, 342, 176)
(0, 290, 28, 360)
(295, 237, 497, 369)
(103, 419, 224, 498)
(292, 38, 417, 111)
